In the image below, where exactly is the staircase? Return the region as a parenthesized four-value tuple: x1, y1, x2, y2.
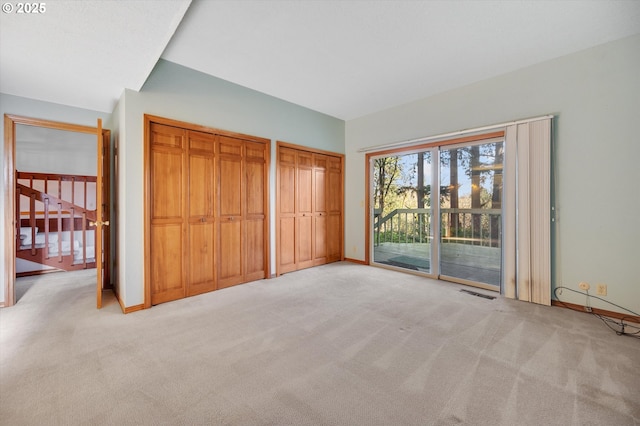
(16, 171, 97, 274)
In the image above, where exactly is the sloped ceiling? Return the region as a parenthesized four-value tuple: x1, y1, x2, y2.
(1, 0, 639, 120)
(0, 0, 191, 113)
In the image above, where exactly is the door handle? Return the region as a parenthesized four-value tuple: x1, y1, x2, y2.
(90, 220, 110, 227)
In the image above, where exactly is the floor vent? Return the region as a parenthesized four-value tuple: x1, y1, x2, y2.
(460, 289, 496, 300)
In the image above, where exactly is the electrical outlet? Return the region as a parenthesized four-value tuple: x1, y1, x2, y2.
(578, 281, 590, 291)
(596, 283, 607, 296)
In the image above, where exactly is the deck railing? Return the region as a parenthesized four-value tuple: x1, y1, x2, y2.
(374, 208, 431, 246)
(374, 208, 501, 248)
(440, 208, 501, 247)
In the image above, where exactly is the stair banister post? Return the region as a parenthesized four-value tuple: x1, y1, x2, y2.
(30, 193, 36, 255)
(15, 184, 21, 248)
(70, 206, 75, 266)
(44, 198, 50, 259)
(56, 203, 62, 262)
(82, 211, 87, 267)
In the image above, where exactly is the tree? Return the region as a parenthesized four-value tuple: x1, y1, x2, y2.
(449, 148, 461, 237)
(417, 152, 425, 209)
(490, 143, 503, 246)
(373, 156, 400, 216)
(471, 145, 481, 244)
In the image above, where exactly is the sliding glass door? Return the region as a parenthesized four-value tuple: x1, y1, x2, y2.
(438, 141, 503, 287)
(371, 137, 504, 290)
(372, 150, 434, 273)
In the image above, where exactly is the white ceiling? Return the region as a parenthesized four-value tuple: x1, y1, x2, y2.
(0, 0, 191, 113)
(1, 0, 639, 120)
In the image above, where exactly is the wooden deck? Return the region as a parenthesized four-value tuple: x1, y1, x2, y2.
(374, 242, 501, 287)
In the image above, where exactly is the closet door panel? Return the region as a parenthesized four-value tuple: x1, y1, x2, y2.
(246, 159, 265, 216)
(151, 150, 183, 219)
(189, 133, 215, 152)
(188, 154, 213, 217)
(297, 154, 313, 269)
(314, 155, 327, 213)
(246, 219, 265, 281)
(187, 134, 215, 295)
(314, 215, 327, 265)
(219, 219, 242, 288)
(298, 168, 312, 215)
(279, 153, 296, 215)
(327, 156, 343, 262)
(278, 149, 296, 273)
(150, 123, 186, 305)
(219, 138, 242, 156)
(245, 150, 266, 279)
(219, 157, 242, 217)
(151, 224, 185, 305)
(298, 215, 313, 268)
(279, 216, 296, 273)
(246, 142, 266, 161)
(188, 222, 215, 295)
(313, 155, 327, 265)
(327, 213, 341, 262)
(218, 137, 244, 287)
(327, 157, 342, 214)
(150, 123, 185, 147)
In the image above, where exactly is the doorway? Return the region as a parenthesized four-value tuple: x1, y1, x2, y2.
(3, 114, 110, 308)
(369, 132, 504, 291)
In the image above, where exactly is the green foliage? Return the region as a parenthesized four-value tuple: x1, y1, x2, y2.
(373, 141, 504, 224)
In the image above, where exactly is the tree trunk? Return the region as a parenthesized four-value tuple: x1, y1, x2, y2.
(449, 149, 459, 238)
(471, 145, 481, 245)
(417, 152, 425, 242)
(490, 143, 503, 247)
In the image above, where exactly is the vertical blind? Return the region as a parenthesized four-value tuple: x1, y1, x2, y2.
(503, 118, 552, 305)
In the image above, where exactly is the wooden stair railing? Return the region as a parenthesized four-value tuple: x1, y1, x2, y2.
(16, 171, 97, 273)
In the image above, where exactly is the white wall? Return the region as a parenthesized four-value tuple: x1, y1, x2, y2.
(107, 92, 124, 303)
(16, 125, 97, 176)
(117, 60, 345, 307)
(345, 35, 640, 315)
(0, 93, 110, 305)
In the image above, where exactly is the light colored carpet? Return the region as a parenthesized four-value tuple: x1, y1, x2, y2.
(1, 262, 638, 425)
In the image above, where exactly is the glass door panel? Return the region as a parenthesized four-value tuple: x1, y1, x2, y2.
(372, 151, 432, 273)
(439, 141, 503, 287)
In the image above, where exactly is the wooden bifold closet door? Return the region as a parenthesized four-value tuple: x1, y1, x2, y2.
(217, 136, 268, 289)
(149, 123, 189, 305)
(147, 118, 268, 306)
(277, 144, 343, 275)
(187, 131, 216, 296)
(326, 155, 343, 263)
